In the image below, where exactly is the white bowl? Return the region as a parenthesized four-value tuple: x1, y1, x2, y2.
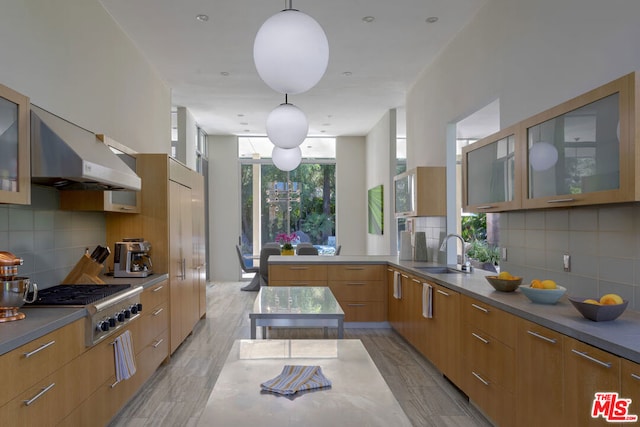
(519, 285, 566, 305)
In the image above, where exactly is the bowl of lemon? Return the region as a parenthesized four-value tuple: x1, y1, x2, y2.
(485, 271, 523, 292)
(519, 279, 566, 304)
(569, 294, 628, 321)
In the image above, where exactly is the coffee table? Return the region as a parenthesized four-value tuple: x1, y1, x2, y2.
(249, 286, 344, 339)
(196, 339, 412, 427)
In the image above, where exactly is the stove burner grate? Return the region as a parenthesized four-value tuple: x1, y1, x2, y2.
(27, 284, 132, 306)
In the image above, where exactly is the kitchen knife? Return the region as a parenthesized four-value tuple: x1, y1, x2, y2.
(97, 246, 111, 264)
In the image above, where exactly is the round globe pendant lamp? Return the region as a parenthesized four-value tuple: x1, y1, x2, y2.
(272, 146, 302, 171)
(266, 101, 309, 149)
(253, 5, 329, 94)
(529, 142, 559, 171)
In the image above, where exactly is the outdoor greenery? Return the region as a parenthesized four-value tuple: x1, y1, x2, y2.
(240, 163, 335, 251)
(461, 213, 500, 265)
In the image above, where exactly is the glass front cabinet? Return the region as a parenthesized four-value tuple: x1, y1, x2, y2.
(462, 125, 521, 213)
(0, 84, 30, 205)
(522, 72, 634, 209)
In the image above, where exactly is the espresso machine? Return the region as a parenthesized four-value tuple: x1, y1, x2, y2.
(113, 239, 153, 278)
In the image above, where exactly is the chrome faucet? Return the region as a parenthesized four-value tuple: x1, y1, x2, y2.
(440, 234, 473, 272)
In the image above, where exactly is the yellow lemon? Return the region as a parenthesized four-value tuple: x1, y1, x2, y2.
(599, 293, 623, 305)
(583, 299, 601, 305)
(498, 271, 513, 280)
(541, 279, 557, 290)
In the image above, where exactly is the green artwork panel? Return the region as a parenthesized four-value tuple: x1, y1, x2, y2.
(368, 185, 383, 235)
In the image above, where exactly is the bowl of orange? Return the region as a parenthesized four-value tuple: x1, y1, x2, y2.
(519, 279, 566, 304)
(569, 294, 628, 321)
(485, 271, 523, 292)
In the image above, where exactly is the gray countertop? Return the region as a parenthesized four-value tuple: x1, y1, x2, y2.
(271, 255, 640, 364)
(0, 273, 168, 356)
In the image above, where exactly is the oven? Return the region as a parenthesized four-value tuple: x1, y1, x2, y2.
(26, 284, 143, 346)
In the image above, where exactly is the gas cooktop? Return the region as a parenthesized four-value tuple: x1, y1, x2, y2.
(27, 284, 132, 307)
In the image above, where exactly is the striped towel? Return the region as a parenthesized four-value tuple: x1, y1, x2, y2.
(393, 271, 402, 299)
(261, 365, 331, 396)
(114, 330, 137, 382)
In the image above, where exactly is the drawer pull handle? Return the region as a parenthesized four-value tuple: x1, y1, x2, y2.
(345, 267, 365, 270)
(436, 289, 450, 297)
(571, 349, 612, 368)
(24, 340, 56, 358)
(631, 373, 640, 381)
(472, 371, 490, 386)
(471, 303, 489, 313)
(527, 330, 557, 344)
(153, 338, 165, 348)
(346, 282, 366, 286)
(152, 285, 164, 293)
(401, 274, 409, 278)
(477, 205, 495, 210)
(347, 303, 366, 307)
(290, 282, 310, 286)
(471, 332, 489, 344)
(152, 308, 164, 316)
(23, 383, 55, 406)
(547, 198, 576, 204)
(290, 267, 310, 270)
(412, 278, 421, 283)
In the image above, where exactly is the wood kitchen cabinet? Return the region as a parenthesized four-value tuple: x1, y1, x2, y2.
(393, 167, 446, 217)
(621, 358, 640, 422)
(269, 264, 328, 286)
(106, 154, 205, 355)
(460, 295, 516, 427)
(0, 83, 30, 205)
(516, 319, 564, 426)
(563, 336, 622, 426)
(427, 282, 461, 385)
(462, 124, 521, 213)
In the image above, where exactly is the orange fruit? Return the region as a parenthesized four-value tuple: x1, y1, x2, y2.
(530, 279, 543, 289)
(599, 294, 623, 305)
(583, 299, 601, 305)
(541, 279, 557, 290)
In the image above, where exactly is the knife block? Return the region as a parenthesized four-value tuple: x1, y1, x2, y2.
(62, 254, 106, 285)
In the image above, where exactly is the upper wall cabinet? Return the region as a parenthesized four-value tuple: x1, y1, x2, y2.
(60, 135, 141, 213)
(0, 84, 30, 205)
(462, 124, 521, 213)
(522, 72, 634, 209)
(394, 167, 446, 217)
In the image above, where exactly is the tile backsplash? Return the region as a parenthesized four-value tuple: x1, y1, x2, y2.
(412, 216, 447, 263)
(499, 204, 640, 311)
(0, 185, 106, 289)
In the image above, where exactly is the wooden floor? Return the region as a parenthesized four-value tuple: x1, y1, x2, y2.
(108, 281, 492, 427)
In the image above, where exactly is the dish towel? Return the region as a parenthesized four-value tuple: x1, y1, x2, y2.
(422, 283, 433, 319)
(393, 271, 402, 299)
(113, 330, 137, 382)
(261, 365, 331, 396)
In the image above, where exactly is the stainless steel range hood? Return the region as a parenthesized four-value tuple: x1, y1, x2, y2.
(30, 105, 141, 191)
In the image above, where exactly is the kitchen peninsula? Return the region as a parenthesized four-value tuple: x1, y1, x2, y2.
(269, 255, 640, 426)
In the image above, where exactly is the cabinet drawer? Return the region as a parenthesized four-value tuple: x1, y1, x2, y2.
(1, 371, 68, 426)
(269, 264, 328, 281)
(328, 281, 385, 301)
(328, 264, 384, 281)
(141, 280, 169, 310)
(137, 302, 169, 350)
(462, 325, 515, 391)
(269, 280, 325, 287)
(0, 319, 85, 406)
(461, 295, 516, 346)
(341, 301, 386, 322)
(462, 368, 515, 427)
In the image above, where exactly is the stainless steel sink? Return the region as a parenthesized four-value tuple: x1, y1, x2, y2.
(413, 266, 462, 274)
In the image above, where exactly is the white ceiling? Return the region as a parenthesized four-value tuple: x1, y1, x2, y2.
(99, 0, 487, 138)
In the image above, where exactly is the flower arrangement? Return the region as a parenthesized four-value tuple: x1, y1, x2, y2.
(276, 232, 297, 250)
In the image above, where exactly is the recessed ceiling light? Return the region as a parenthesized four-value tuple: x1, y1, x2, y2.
(220, 71, 229, 76)
(362, 16, 375, 23)
(322, 123, 331, 127)
(237, 113, 245, 117)
(342, 71, 352, 77)
(196, 14, 209, 22)
(240, 122, 249, 126)
(426, 16, 438, 23)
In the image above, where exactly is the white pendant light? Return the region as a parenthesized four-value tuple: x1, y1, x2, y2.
(272, 146, 302, 171)
(529, 142, 559, 171)
(253, 7, 329, 94)
(266, 102, 309, 149)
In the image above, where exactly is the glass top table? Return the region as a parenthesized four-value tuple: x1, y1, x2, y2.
(250, 286, 344, 339)
(196, 339, 412, 427)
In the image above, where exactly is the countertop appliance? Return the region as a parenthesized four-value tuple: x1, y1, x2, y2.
(26, 284, 143, 346)
(0, 251, 38, 322)
(114, 240, 153, 278)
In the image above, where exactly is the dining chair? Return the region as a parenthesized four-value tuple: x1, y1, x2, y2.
(238, 245, 261, 291)
(296, 245, 318, 255)
(259, 245, 283, 286)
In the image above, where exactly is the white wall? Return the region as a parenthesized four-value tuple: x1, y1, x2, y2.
(0, 0, 171, 154)
(366, 110, 396, 255)
(336, 136, 367, 255)
(208, 135, 241, 281)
